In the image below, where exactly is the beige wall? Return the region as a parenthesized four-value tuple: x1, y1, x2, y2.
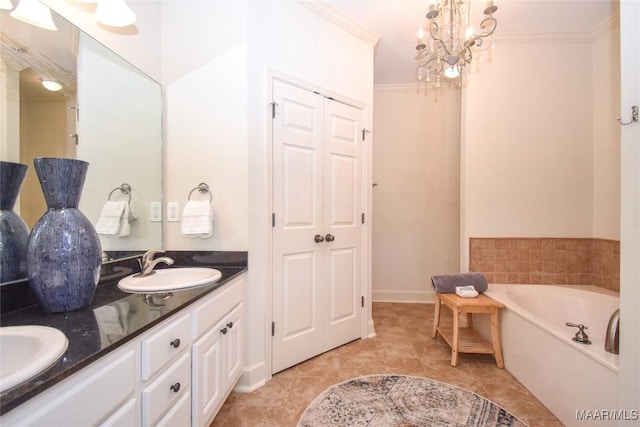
(372, 85, 460, 302)
(461, 26, 620, 270)
(592, 19, 621, 240)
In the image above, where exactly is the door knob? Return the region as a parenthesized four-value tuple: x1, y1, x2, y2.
(325, 234, 335, 242)
(314, 234, 325, 243)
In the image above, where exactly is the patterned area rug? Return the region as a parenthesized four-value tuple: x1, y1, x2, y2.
(298, 375, 528, 427)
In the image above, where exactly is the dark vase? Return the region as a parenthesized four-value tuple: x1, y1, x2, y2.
(0, 161, 30, 283)
(27, 158, 102, 313)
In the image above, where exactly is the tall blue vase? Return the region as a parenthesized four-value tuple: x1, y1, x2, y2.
(0, 161, 30, 283)
(27, 158, 102, 313)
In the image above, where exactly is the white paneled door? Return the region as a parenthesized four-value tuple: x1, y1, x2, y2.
(272, 79, 363, 374)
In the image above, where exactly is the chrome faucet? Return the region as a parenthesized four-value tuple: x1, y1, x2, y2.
(138, 250, 174, 277)
(605, 308, 619, 354)
(566, 322, 591, 344)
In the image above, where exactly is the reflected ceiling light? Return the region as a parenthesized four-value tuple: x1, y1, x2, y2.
(95, 0, 136, 27)
(0, 0, 13, 11)
(10, 0, 58, 31)
(41, 79, 62, 91)
(415, 0, 498, 84)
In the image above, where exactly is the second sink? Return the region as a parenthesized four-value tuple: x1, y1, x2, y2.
(0, 326, 68, 393)
(117, 267, 222, 294)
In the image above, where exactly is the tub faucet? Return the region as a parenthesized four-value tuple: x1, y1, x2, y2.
(138, 250, 174, 277)
(605, 308, 619, 354)
(566, 322, 591, 344)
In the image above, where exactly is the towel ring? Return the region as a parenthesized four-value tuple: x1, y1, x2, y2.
(188, 182, 212, 203)
(108, 183, 132, 203)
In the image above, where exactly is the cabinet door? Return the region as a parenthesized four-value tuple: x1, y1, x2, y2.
(0, 347, 137, 427)
(223, 303, 243, 387)
(192, 320, 224, 427)
(156, 392, 191, 427)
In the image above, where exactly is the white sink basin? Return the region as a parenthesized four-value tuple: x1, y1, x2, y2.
(117, 267, 222, 294)
(0, 326, 68, 392)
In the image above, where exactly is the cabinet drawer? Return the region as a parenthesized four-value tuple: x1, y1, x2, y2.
(156, 392, 191, 427)
(141, 313, 190, 380)
(192, 276, 243, 339)
(1, 347, 136, 427)
(142, 351, 191, 426)
(99, 398, 137, 427)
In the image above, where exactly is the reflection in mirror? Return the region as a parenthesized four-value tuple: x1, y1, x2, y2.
(0, 5, 162, 286)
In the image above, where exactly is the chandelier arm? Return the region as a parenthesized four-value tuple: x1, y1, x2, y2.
(473, 16, 498, 38)
(429, 20, 442, 42)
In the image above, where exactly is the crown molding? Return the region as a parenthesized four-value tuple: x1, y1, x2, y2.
(374, 83, 459, 92)
(592, 11, 620, 40)
(297, 0, 380, 47)
(495, 31, 592, 44)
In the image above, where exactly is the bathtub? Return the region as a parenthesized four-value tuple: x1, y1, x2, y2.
(475, 284, 620, 426)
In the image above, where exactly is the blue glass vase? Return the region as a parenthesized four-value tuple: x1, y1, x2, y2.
(0, 161, 30, 283)
(27, 158, 102, 313)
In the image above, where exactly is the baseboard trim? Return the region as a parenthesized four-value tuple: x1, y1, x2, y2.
(235, 361, 268, 393)
(372, 290, 435, 303)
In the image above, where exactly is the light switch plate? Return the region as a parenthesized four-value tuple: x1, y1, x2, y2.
(167, 202, 180, 222)
(150, 202, 162, 222)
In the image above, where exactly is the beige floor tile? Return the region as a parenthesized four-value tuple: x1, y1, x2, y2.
(210, 302, 562, 427)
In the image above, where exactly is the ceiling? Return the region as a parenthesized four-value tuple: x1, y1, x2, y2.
(324, 0, 619, 85)
(1, 0, 619, 92)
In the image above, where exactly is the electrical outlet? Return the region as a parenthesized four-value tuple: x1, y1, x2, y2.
(167, 202, 180, 222)
(150, 202, 162, 222)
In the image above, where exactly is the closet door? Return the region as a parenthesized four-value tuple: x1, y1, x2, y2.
(271, 80, 363, 374)
(322, 98, 363, 350)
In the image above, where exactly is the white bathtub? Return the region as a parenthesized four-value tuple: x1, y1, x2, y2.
(475, 284, 620, 426)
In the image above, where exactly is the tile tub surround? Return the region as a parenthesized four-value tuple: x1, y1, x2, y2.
(469, 238, 620, 292)
(0, 251, 247, 415)
(212, 302, 562, 426)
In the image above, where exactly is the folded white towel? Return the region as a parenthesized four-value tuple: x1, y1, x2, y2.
(114, 202, 131, 237)
(96, 201, 126, 235)
(181, 200, 212, 238)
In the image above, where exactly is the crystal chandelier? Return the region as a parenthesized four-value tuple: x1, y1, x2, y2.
(415, 0, 498, 84)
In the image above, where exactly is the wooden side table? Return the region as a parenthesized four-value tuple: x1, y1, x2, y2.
(431, 292, 505, 368)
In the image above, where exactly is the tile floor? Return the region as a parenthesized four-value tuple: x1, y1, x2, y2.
(211, 302, 563, 426)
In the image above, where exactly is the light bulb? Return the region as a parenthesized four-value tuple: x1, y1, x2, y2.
(466, 27, 474, 39)
(444, 66, 460, 79)
(95, 0, 136, 27)
(41, 80, 62, 91)
(0, 0, 13, 11)
(10, 0, 57, 31)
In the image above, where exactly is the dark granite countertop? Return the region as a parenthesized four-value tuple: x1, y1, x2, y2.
(0, 251, 247, 415)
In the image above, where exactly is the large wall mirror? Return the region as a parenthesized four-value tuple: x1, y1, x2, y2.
(0, 6, 162, 286)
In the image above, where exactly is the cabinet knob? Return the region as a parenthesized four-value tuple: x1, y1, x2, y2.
(314, 234, 325, 243)
(170, 382, 181, 393)
(220, 327, 228, 335)
(170, 338, 181, 348)
(227, 322, 234, 329)
(325, 233, 335, 242)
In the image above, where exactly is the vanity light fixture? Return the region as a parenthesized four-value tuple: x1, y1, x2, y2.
(41, 79, 62, 92)
(0, 0, 13, 11)
(415, 0, 498, 85)
(95, 0, 136, 27)
(10, 0, 57, 31)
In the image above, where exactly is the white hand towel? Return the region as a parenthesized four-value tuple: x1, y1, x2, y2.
(181, 200, 212, 238)
(96, 201, 126, 235)
(114, 202, 131, 237)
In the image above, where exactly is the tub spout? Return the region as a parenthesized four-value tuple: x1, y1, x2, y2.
(605, 308, 619, 354)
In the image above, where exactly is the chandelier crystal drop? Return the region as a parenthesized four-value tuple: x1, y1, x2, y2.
(415, 0, 498, 83)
